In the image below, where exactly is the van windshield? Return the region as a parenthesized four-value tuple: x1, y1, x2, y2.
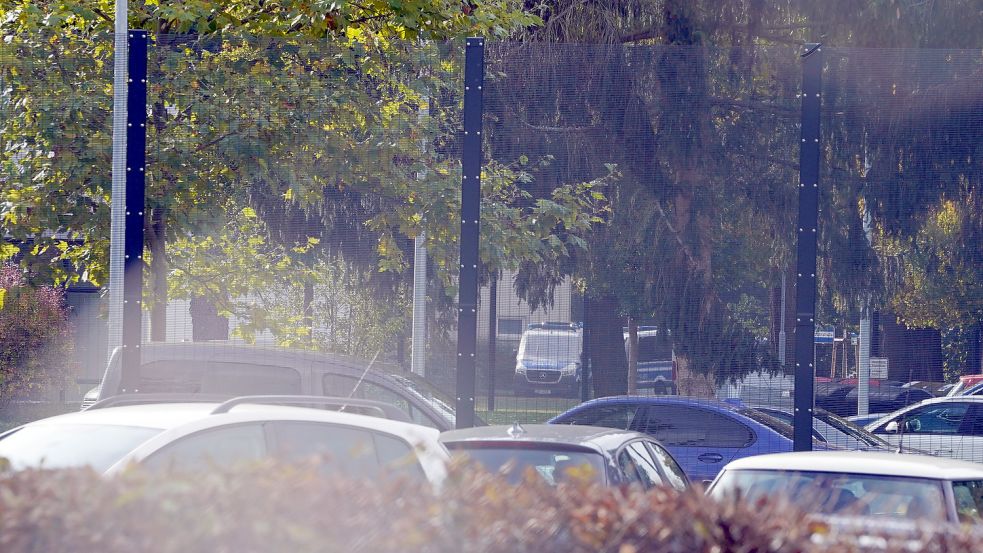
(519, 333, 581, 364)
(637, 335, 672, 362)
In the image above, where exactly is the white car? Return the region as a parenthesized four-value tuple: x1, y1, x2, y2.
(707, 451, 983, 524)
(0, 396, 449, 487)
(865, 396, 983, 462)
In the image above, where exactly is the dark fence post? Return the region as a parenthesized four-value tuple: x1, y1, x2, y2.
(455, 37, 485, 428)
(793, 43, 822, 451)
(120, 30, 148, 393)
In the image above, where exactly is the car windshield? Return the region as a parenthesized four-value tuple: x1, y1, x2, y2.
(711, 469, 947, 522)
(816, 410, 890, 447)
(447, 444, 605, 486)
(387, 373, 459, 426)
(0, 423, 163, 472)
(737, 408, 795, 440)
(519, 333, 580, 364)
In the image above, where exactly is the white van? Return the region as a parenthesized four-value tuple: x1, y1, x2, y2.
(513, 323, 582, 397)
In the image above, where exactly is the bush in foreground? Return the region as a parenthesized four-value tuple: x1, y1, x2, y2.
(0, 461, 980, 553)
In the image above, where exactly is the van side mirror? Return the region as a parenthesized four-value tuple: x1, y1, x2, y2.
(884, 421, 899, 434)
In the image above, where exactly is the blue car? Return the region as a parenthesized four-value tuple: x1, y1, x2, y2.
(549, 396, 826, 483)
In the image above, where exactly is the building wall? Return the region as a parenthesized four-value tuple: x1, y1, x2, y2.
(476, 270, 574, 345)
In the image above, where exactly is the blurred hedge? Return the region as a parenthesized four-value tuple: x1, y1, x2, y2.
(0, 461, 980, 553)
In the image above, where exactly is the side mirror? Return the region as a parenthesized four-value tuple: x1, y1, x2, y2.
(884, 421, 899, 434)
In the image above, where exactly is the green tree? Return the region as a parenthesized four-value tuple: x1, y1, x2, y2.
(1, 1, 611, 358)
(492, 0, 983, 392)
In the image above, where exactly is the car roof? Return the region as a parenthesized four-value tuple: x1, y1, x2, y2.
(906, 395, 983, 405)
(441, 424, 645, 453)
(721, 451, 983, 480)
(572, 395, 746, 412)
(19, 402, 441, 439)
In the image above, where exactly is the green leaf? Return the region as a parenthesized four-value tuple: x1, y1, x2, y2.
(0, 243, 19, 260)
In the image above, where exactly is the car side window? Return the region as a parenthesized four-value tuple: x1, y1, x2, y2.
(645, 441, 688, 491)
(617, 449, 644, 486)
(625, 442, 664, 488)
(143, 424, 267, 472)
(959, 405, 983, 436)
(890, 403, 971, 435)
(374, 433, 427, 481)
(636, 405, 753, 448)
(269, 421, 379, 478)
(560, 405, 637, 430)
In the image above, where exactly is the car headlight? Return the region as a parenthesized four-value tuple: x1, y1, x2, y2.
(515, 363, 527, 375)
(560, 363, 579, 376)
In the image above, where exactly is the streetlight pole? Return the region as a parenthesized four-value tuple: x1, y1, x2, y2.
(108, 0, 128, 362)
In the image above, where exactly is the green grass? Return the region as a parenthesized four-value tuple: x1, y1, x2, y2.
(476, 394, 581, 425)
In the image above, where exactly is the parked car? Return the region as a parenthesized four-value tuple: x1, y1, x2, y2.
(865, 396, 983, 462)
(0, 395, 449, 486)
(836, 378, 904, 387)
(548, 396, 828, 482)
(952, 380, 983, 397)
(707, 451, 983, 524)
(84, 342, 460, 430)
(903, 381, 952, 397)
(818, 382, 932, 417)
(848, 412, 891, 428)
(441, 423, 688, 490)
(754, 406, 893, 450)
(947, 374, 983, 397)
(513, 323, 582, 398)
(623, 326, 677, 395)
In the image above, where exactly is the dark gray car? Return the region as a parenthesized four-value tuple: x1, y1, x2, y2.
(441, 423, 689, 490)
(84, 342, 459, 430)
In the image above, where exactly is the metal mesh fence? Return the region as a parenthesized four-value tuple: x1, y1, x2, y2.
(818, 48, 983, 461)
(117, 36, 465, 429)
(477, 43, 801, 422)
(2, 33, 982, 474)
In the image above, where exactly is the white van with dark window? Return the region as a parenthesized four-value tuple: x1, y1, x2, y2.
(513, 323, 582, 398)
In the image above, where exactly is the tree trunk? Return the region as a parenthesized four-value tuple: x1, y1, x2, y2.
(972, 321, 983, 375)
(303, 279, 314, 346)
(627, 317, 639, 394)
(589, 293, 628, 397)
(149, 211, 167, 342)
(189, 296, 229, 341)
